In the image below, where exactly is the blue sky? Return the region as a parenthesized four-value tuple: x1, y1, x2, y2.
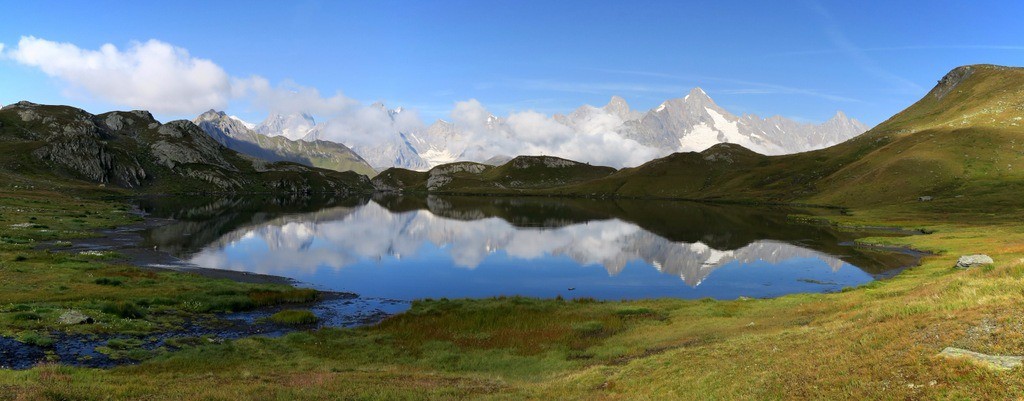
(1, 0, 1022, 126)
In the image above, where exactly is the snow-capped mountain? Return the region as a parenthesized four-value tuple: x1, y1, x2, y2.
(303, 103, 430, 171)
(407, 116, 508, 168)
(404, 88, 867, 169)
(241, 88, 868, 171)
(256, 112, 316, 141)
(229, 115, 256, 129)
(561, 88, 868, 157)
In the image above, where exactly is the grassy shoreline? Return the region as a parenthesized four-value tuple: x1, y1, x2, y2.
(2, 189, 1023, 400)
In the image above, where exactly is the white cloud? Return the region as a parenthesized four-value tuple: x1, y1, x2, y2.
(232, 76, 361, 116)
(448, 99, 662, 168)
(6, 36, 232, 114)
(3, 36, 665, 168)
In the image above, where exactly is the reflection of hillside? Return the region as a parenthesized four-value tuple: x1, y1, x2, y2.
(138, 195, 367, 255)
(186, 202, 868, 287)
(375, 195, 915, 275)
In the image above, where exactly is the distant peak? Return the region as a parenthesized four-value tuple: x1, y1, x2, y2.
(195, 109, 227, 122)
(832, 110, 847, 119)
(603, 95, 632, 117)
(684, 87, 711, 102)
(605, 95, 629, 107)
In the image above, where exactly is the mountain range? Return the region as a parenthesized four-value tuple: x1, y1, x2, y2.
(5, 64, 1016, 211)
(230, 90, 867, 172)
(193, 110, 377, 177)
(371, 64, 1024, 210)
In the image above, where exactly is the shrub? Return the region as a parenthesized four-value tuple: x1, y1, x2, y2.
(94, 277, 123, 286)
(615, 307, 656, 317)
(572, 321, 605, 336)
(12, 311, 41, 321)
(18, 332, 54, 347)
(102, 301, 146, 319)
(269, 309, 319, 325)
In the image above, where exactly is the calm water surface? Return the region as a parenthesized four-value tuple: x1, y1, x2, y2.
(138, 195, 915, 301)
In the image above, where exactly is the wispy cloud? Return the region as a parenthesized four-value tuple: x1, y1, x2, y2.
(488, 78, 690, 96)
(773, 44, 1024, 57)
(805, 1, 924, 95)
(431, 89, 455, 97)
(594, 68, 861, 102)
(717, 89, 777, 95)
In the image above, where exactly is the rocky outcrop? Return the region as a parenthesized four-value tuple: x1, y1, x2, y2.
(931, 66, 975, 100)
(510, 156, 579, 169)
(58, 310, 94, 325)
(955, 254, 993, 269)
(939, 347, 1022, 370)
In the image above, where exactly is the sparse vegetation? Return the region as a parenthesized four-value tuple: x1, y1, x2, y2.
(269, 309, 319, 325)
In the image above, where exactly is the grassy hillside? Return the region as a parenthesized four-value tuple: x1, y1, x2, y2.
(550, 65, 1024, 209)
(0, 102, 374, 195)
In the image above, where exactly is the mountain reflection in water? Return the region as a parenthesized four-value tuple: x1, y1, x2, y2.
(138, 195, 916, 300)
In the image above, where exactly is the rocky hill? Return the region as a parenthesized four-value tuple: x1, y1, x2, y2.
(193, 110, 377, 177)
(0, 102, 373, 195)
(372, 155, 616, 194)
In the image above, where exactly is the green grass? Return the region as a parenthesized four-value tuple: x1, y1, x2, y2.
(0, 189, 331, 340)
(4, 201, 1024, 399)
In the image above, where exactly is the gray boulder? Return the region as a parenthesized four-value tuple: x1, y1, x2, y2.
(955, 254, 994, 269)
(58, 310, 94, 325)
(940, 347, 1022, 370)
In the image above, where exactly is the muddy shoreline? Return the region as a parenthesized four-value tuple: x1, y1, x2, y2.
(2, 208, 410, 370)
(41, 212, 299, 286)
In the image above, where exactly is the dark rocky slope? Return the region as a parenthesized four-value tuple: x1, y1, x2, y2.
(0, 102, 373, 195)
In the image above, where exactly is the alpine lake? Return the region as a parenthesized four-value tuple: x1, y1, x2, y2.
(127, 194, 919, 316)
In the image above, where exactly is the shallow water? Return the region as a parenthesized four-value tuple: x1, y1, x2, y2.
(138, 195, 917, 301)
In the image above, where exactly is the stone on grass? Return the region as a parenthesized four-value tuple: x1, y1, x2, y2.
(940, 347, 1022, 371)
(955, 254, 994, 269)
(58, 310, 94, 325)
